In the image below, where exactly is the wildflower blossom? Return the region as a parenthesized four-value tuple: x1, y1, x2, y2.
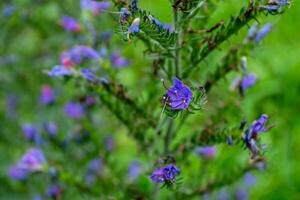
(81, 0, 111, 15)
(148, 15, 174, 32)
(64, 102, 85, 119)
(85, 158, 103, 185)
(60, 16, 81, 32)
(164, 77, 193, 110)
(244, 172, 256, 187)
(60, 45, 100, 66)
(2, 5, 15, 17)
(120, 8, 131, 24)
(128, 18, 140, 34)
(48, 65, 73, 77)
(81, 68, 96, 81)
(44, 122, 58, 137)
(131, 0, 138, 11)
(262, 0, 290, 13)
(195, 146, 216, 159)
(240, 74, 257, 91)
(255, 23, 272, 42)
(243, 114, 270, 158)
(235, 188, 248, 200)
(128, 161, 141, 180)
(8, 165, 28, 180)
(22, 123, 39, 141)
(47, 185, 62, 199)
(150, 164, 180, 183)
(110, 52, 129, 68)
(40, 85, 55, 105)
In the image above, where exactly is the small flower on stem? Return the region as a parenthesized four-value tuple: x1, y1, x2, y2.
(150, 164, 180, 184)
(40, 85, 55, 105)
(163, 77, 193, 110)
(60, 16, 81, 32)
(64, 102, 85, 119)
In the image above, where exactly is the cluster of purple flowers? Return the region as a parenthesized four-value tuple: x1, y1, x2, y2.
(150, 164, 180, 183)
(110, 52, 130, 68)
(163, 77, 193, 110)
(243, 114, 270, 158)
(9, 148, 46, 180)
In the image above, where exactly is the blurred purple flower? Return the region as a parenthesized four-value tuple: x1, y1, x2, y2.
(195, 146, 216, 159)
(164, 77, 193, 110)
(81, 0, 111, 15)
(129, 18, 140, 34)
(104, 135, 114, 152)
(261, 0, 290, 13)
(60, 16, 81, 32)
(2, 5, 15, 17)
(44, 122, 58, 137)
(40, 85, 55, 105)
(47, 185, 62, 199)
(120, 8, 131, 24)
(218, 189, 230, 200)
(148, 15, 174, 32)
(22, 124, 39, 141)
(18, 148, 46, 171)
(255, 23, 272, 42)
(128, 161, 141, 180)
(32, 195, 43, 200)
(8, 165, 28, 180)
(81, 68, 96, 81)
(64, 102, 85, 119)
(110, 52, 129, 68)
(85, 96, 97, 107)
(235, 188, 248, 200)
(101, 31, 112, 43)
(163, 24, 174, 33)
(241, 74, 256, 91)
(244, 172, 256, 187)
(85, 158, 103, 185)
(250, 114, 269, 135)
(150, 164, 180, 183)
(6, 94, 18, 120)
(48, 65, 73, 77)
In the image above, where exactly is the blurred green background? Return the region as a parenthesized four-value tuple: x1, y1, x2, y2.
(0, 0, 300, 199)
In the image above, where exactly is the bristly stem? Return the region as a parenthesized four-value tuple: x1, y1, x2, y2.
(164, 118, 174, 154)
(174, 3, 181, 78)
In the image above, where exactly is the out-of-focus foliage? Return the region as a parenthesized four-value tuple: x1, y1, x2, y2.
(0, 0, 299, 199)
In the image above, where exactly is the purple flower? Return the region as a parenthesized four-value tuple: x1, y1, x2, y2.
(250, 114, 269, 135)
(241, 74, 256, 91)
(85, 158, 103, 185)
(261, 0, 290, 13)
(40, 85, 55, 105)
(235, 188, 248, 200)
(81, 68, 96, 81)
(120, 8, 131, 24)
(131, 0, 138, 11)
(60, 45, 100, 66)
(255, 23, 272, 42)
(110, 52, 129, 68)
(104, 135, 114, 152)
(164, 77, 193, 110)
(148, 15, 174, 32)
(87, 158, 103, 174)
(18, 148, 46, 171)
(243, 114, 270, 158)
(129, 18, 140, 34)
(81, 0, 111, 15)
(2, 5, 15, 17)
(150, 164, 180, 183)
(244, 172, 256, 187)
(195, 146, 216, 159)
(44, 122, 58, 136)
(6, 94, 18, 120)
(47, 185, 62, 199)
(64, 102, 85, 119)
(32, 195, 43, 200)
(128, 161, 141, 180)
(8, 166, 28, 180)
(22, 124, 39, 141)
(48, 65, 73, 77)
(60, 16, 81, 32)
